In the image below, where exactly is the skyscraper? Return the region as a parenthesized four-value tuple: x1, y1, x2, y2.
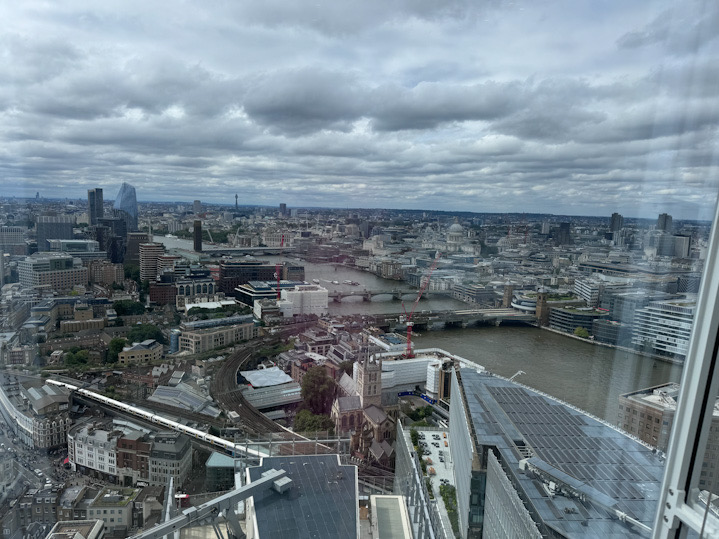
(657, 213, 673, 232)
(610, 212, 624, 232)
(87, 188, 104, 225)
(193, 200, 202, 214)
(193, 220, 202, 252)
(113, 182, 139, 232)
(279, 203, 287, 216)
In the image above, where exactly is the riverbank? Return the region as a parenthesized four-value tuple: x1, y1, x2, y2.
(538, 326, 685, 367)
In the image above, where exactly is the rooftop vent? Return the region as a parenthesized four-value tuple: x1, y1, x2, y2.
(272, 476, 292, 494)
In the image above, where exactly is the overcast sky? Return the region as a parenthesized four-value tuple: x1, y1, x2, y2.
(2, 1, 718, 219)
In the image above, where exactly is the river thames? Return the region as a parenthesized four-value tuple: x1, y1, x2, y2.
(158, 238, 684, 423)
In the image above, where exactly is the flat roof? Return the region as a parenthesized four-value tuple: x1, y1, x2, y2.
(240, 366, 293, 387)
(460, 369, 665, 537)
(248, 454, 358, 539)
(371, 495, 412, 538)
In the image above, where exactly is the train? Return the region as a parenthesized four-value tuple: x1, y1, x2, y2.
(45, 378, 266, 458)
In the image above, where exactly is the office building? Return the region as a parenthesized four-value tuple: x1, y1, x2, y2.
(193, 220, 202, 252)
(548, 306, 609, 334)
(555, 222, 571, 245)
(657, 213, 673, 232)
(610, 212, 624, 232)
(193, 200, 201, 214)
(139, 242, 166, 282)
(279, 202, 287, 216)
(277, 284, 329, 317)
(0, 375, 71, 449)
(450, 368, 665, 538)
(619, 382, 719, 494)
(148, 432, 192, 488)
(118, 339, 163, 365)
(125, 232, 150, 266)
(178, 316, 258, 353)
(218, 260, 278, 295)
(632, 297, 696, 358)
(36, 214, 75, 251)
(18, 252, 88, 291)
(113, 182, 139, 231)
(68, 421, 121, 481)
(88, 259, 124, 286)
(87, 188, 104, 225)
(88, 487, 139, 535)
(0, 225, 28, 255)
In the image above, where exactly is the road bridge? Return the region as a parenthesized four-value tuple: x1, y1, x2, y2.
(327, 288, 448, 302)
(373, 308, 537, 330)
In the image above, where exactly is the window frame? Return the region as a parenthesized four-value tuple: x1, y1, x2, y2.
(653, 198, 719, 538)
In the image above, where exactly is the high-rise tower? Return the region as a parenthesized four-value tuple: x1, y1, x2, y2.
(113, 182, 139, 232)
(193, 220, 202, 252)
(88, 188, 104, 225)
(657, 213, 673, 232)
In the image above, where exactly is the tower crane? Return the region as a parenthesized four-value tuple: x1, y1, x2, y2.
(402, 252, 441, 358)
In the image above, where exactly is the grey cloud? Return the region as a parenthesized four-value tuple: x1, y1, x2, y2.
(242, 68, 366, 135)
(617, 2, 719, 54)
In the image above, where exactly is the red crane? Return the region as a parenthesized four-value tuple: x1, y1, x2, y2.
(402, 252, 441, 358)
(275, 234, 285, 300)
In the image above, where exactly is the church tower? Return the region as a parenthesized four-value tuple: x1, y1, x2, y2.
(356, 339, 382, 409)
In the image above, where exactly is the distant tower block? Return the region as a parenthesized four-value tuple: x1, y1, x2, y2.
(235, 194, 238, 209)
(193, 200, 202, 214)
(88, 188, 104, 226)
(610, 212, 624, 232)
(279, 203, 287, 216)
(193, 220, 202, 252)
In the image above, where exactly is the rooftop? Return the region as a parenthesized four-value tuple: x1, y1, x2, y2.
(247, 454, 358, 539)
(460, 369, 665, 537)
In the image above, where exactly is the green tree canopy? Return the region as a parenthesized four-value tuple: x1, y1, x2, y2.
(300, 366, 335, 415)
(293, 409, 334, 433)
(339, 361, 354, 377)
(113, 300, 145, 316)
(65, 349, 89, 366)
(107, 338, 127, 364)
(127, 324, 167, 344)
(574, 326, 590, 338)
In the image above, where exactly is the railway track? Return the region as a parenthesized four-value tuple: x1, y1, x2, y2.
(210, 339, 288, 436)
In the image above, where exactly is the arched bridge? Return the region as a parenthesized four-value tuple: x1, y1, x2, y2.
(373, 308, 537, 329)
(327, 289, 449, 302)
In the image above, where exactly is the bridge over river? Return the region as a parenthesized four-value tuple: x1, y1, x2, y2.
(327, 288, 451, 302)
(372, 308, 537, 330)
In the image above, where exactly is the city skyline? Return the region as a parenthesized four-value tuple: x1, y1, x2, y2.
(3, 1, 718, 220)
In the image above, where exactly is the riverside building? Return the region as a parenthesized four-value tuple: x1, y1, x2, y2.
(449, 368, 665, 538)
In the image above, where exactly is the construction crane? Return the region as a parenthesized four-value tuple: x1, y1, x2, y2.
(275, 233, 285, 300)
(402, 252, 441, 358)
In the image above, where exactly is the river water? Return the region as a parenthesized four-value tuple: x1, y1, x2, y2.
(158, 238, 685, 422)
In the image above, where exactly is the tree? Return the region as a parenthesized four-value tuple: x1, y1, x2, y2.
(107, 338, 127, 363)
(65, 349, 89, 366)
(410, 428, 419, 448)
(113, 300, 145, 316)
(574, 327, 590, 339)
(293, 409, 334, 433)
(339, 361, 354, 377)
(127, 324, 167, 344)
(124, 264, 140, 283)
(301, 366, 336, 415)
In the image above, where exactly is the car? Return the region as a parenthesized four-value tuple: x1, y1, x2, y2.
(34, 469, 43, 477)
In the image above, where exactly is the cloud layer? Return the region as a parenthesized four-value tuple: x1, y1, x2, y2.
(2, 0, 718, 218)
